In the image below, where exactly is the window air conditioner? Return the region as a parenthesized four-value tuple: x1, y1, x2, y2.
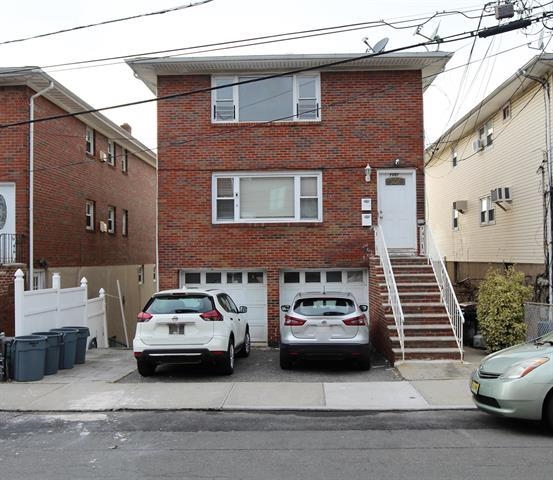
(99, 221, 108, 232)
(453, 200, 467, 213)
(99, 151, 107, 162)
(491, 187, 512, 203)
(473, 139, 483, 151)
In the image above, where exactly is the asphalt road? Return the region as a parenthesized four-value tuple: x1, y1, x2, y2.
(1, 410, 552, 479)
(118, 347, 400, 383)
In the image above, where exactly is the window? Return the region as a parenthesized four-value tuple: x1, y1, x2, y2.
(326, 271, 342, 283)
(305, 271, 321, 283)
(247, 272, 264, 283)
(107, 206, 116, 234)
(283, 272, 300, 283)
(213, 172, 322, 223)
(107, 140, 115, 166)
(206, 272, 221, 284)
(452, 207, 459, 230)
(121, 149, 128, 172)
(138, 265, 144, 284)
(212, 74, 320, 122)
(85, 201, 95, 230)
(502, 103, 511, 121)
(476, 121, 493, 150)
(480, 196, 495, 225)
(33, 271, 45, 290)
(185, 272, 201, 284)
(85, 127, 94, 155)
(452, 148, 458, 167)
(227, 272, 243, 284)
(122, 209, 128, 236)
(347, 270, 364, 283)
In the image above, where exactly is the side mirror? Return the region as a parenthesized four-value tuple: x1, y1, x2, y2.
(281, 305, 290, 313)
(239, 306, 248, 313)
(359, 305, 368, 312)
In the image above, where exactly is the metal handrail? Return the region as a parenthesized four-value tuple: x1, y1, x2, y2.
(374, 225, 405, 361)
(0, 233, 25, 264)
(420, 225, 464, 360)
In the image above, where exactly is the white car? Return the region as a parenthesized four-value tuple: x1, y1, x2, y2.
(133, 288, 250, 376)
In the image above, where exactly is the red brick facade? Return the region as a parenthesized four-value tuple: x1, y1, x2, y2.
(156, 69, 426, 345)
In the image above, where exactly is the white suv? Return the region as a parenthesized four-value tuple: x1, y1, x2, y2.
(133, 288, 250, 376)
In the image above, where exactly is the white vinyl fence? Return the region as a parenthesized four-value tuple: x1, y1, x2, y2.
(14, 269, 108, 348)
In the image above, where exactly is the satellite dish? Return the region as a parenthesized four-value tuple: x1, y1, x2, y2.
(529, 29, 545, 51)
(372, 37, 389, 54)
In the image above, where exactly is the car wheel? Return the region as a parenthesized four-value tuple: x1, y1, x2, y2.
(356, 354, 371, 371)
(219, 339, 235, 375)
(280, 349, 293, 370)
(137, 359, 156, 377)
(237, 330, 251, 358)
(544, 391, 553, 430)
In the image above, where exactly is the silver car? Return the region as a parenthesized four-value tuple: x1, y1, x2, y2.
(279, 291, 370, 370)
(470, 331, 553, 428)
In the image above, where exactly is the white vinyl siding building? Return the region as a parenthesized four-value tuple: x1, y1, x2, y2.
(426, 59, 550, 283)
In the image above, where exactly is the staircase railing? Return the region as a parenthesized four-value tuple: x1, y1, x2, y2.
(420, 225, 464, 359)
(374, 225, 405, 361)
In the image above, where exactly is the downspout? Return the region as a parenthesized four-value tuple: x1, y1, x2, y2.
(29, 81, 54, 290)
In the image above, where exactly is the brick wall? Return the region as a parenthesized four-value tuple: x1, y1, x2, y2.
(156, 70, 425, 344)
(0, 266, 18, 336)
(0, 86, 156, 270)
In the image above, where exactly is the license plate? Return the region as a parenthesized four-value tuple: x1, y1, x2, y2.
(470, 379, 480, 395)
(169, 324, 185, 335)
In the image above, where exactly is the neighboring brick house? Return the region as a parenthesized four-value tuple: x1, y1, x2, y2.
(0, 68, 157, 343)
(127, 53, 454, 359)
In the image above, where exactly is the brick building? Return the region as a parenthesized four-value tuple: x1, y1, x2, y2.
(0, 68, 157, 343)
(128, 53, 457, 361)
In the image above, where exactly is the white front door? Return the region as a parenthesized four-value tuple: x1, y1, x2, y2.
(377, 170, 417, 250)
(0, 183, 16, 263)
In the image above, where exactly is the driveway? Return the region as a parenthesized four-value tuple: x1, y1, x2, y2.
(118, 347, 401, 383)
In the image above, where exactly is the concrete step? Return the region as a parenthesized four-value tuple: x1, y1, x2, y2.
(391, 336, 458, 349)
(388, 324, 455, 336)
(384, 302, 447, 314)
(392, 347, 462, 361)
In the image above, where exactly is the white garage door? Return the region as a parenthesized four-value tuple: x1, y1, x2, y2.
(180, 270, 267, 344)
(279, 269, 369, 315)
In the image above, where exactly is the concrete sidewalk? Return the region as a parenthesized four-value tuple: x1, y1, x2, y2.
(0, 347, 486, 412)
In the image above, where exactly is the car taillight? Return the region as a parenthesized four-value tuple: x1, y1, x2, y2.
(137, 312, 153, 322)
(284, 315, 306, 326)
(200, 309, 224, 321)
(343, 314, 366, 326)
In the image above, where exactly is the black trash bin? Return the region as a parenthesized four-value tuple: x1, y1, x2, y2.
(460, 302, 478, 347)
(60, 326, 90, 364)
(11, 335, 47, 382)
(32, 331, 63, 375)
(50, 328, 78, 369)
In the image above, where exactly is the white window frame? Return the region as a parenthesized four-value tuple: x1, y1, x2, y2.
(122, 209, 128, 236)
(502, 103, 511, 121)
(212, 171, 323, 224)
(480, 196, 495, 225)
(85, 127, 94, 155)
(452, 207, 459, 231)
(107, 205, 116, 234)
(85, 200, 95, 231)
(107, 140, 115, 166)
(121, 148, 128, 172)
(211, 74, 321, 123)
(451, 147, 458, 167)
(477, 121, 493, 149)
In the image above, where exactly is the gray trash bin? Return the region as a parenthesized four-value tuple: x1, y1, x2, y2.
(11, 335, 47, 382)
(61, 326, 90, 364)
(32, 331, 62, 375)
(50, 328, 78, 369)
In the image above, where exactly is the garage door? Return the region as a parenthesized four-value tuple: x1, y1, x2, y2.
(279, 269, 369, 314)
(180, 270, 267, 344)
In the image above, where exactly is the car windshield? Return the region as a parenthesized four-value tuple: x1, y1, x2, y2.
(146, 295, 213, 314)
(294, 297, 355, 316)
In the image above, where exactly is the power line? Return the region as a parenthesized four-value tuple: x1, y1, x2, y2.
(0, 1, 214, 47)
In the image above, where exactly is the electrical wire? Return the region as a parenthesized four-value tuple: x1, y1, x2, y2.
(0, 1, 214, 47)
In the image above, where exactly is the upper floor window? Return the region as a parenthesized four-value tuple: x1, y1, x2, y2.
(475, 121, 493, 150)
(85, 200, 95, 230)
(122, 209, 128, 236)
(121, 148, 128, 172)
(85, 127, 94, 155)
(212, 172, 322, 223)
(107, 140, 115, 166)
(452, 147, 458, 167)
(107, 205, 116, 234)
(452, 207, 459, 230)
(502, 103, 511, 121)
(480, 196, 495, 225)
(212, 74, 320, 123)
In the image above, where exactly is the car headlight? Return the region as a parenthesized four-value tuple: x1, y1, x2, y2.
(500, 357, 550, 379)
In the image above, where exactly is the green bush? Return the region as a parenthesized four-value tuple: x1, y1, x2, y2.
(476, 268, 531, 353)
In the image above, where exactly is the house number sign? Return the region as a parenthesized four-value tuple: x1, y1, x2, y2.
(0, 194, 7, 230)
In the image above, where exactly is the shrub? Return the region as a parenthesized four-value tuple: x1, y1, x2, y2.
(476, 268, 531, 353)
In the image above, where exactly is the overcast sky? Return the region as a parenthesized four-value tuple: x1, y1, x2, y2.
(1, 1, 549, 150)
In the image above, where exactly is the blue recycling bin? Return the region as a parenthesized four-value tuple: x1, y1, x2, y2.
(32, 331, 63, 375)
(11, 335, 47, 382)
(50, 328, 78, 369)
(60, 326, 90, 364)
